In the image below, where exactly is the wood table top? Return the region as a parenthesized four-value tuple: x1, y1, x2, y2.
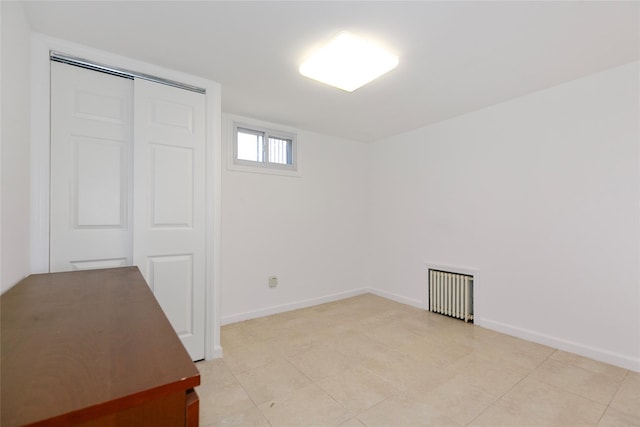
(1, 267, 200, 426)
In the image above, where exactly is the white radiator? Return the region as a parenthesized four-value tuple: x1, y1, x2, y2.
(428, 269, 474, 322)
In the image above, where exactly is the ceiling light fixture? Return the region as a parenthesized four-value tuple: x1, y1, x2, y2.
(299, 31, 399, 92)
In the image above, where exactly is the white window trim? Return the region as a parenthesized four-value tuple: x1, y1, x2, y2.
(227, 116, 301, 177)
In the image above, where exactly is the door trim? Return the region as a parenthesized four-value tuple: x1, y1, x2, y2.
(30, 32, 223, 360)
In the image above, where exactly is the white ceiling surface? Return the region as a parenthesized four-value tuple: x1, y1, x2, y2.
(22, 1, 639, 143)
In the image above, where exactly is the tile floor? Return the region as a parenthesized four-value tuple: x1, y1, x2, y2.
(195, 294, 640, 427)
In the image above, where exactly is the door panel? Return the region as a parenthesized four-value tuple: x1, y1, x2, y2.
(75, 137, 127, 227)
(150, 144, 193, 227)
(133, 79, 206, 360)
(148, 254, 194, 336)
(70, 258, 129, 270)
(50, 62, 133, 272)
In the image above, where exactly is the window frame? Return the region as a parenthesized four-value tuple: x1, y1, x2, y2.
(232, 121, 298, 173)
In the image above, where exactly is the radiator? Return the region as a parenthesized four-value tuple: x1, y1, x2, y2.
(428, 269, 474, 322)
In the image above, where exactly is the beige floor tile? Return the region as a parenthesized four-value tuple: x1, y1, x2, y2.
(286, 343, 357, 381)
(390, 312, 449, 337)
(444, 322, 509, 350)
(235, 357, 311, 405)
(221, 323, 257, 349)
(282, 314, 335, 335)
(610, 371, 640, 418)
(350, 309, 413, 332)
(317, 365, 398, 413)
(327, 296, 382, 312)
(265, 329, 324, 357)
(463, 330, 554, 371)
(357, 395, 461, 427)
(212, 405, 271, 427)
(397, 335, 473, 368)
(409, 373, 501, 425)
(400, 364, 460, 398)
(530, 358, 622, 405)
(196, 358, 236, 388)
(449, 352, 529, 396)
(469, 377, 606, 427)
(222, 340, 280, 374)
(597, 407, 640, 427)
(244, 320, 295, 342)
(549, 351, 628, 381)
(312, 300, 372, 322)
(332, 331, 394, 361)
(258, 383, 352, 427)
(210, 294, 631, 427)
(363, 320, 425, 348)
(359, 344, 437, 391)
(338, 417, 367, 427)
(197, 381, 256, 426)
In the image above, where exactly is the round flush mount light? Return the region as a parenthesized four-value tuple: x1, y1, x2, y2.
(299, 31, 399, 92)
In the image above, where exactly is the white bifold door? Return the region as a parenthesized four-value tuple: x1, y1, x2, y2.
(50, 62, 206, 360)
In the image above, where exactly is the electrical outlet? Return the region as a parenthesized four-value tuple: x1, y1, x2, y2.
(268, 276, 278, 288)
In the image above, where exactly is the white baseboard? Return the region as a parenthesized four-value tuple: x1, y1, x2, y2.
(367, 288, 425, 310)
(212, 345, 223, 359)
(221, 288, 370, 325)
(204, 345, 223, 361)
(479, 317, 640, 372)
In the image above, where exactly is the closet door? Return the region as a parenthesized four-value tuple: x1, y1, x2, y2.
(133, 79, 206, 360)
(50, 62, 133, 272)
(50, 62, 206, 360)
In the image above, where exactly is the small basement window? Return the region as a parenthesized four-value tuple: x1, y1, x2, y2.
(233, 122, 297, 172)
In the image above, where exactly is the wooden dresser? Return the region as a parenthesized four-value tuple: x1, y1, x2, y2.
(1, 267, 200, 426)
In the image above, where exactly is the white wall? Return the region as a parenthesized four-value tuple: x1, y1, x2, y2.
(1, 1, 31, 293)
(221, 114, 368, 323)
(367, 62, 640, 370)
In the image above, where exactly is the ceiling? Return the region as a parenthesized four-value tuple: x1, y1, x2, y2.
(22, 1, 639, 143)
